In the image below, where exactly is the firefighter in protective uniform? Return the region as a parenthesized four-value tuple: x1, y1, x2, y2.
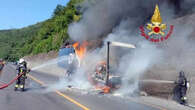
(175, 71, 189, 105)
(0, 59, 5, 73)
(15, 58, 29, 91)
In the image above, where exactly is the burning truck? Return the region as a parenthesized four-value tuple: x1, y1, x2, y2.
(58, 40, 136, 93)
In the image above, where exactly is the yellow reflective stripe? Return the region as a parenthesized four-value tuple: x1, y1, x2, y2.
(20, 85, 24, 88)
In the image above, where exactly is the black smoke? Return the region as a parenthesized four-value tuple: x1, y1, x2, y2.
(167, 0, 195, 16)
(68, 0, 195, 42)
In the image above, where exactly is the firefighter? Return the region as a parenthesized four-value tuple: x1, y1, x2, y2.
(66, 53, 76, 77)
(175, 71, 188, 105)
(0, 59, 5, 71)
(15, 58, 28, 91)
(0, 59, 5, 75)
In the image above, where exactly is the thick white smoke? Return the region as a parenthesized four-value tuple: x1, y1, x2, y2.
(65, 0, 195, 94)
(102, 19, 163, 95)
(149, 23, 195, 80)
(46, 67, 92, 92)
(117, 42, 162, 95)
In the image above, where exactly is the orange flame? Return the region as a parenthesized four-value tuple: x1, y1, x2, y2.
(72, 41, 88, 61)
(95, 85, 111, 93)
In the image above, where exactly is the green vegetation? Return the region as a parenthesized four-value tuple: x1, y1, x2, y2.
(0, 0, 83, 61)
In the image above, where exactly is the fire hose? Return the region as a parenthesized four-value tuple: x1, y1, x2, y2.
(0, 72, 25, 89)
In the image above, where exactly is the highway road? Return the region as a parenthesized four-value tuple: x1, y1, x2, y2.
(0, 64, 165, 110)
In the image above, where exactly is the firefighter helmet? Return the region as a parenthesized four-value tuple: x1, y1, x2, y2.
(19, 58, 25, 64)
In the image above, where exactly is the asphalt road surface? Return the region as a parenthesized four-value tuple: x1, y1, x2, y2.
(0, 64, 165, 110)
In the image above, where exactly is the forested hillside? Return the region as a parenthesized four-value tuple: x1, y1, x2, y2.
(0, 0, 82, 61)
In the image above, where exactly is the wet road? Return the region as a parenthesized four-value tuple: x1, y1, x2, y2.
(0, 64, 164, 110)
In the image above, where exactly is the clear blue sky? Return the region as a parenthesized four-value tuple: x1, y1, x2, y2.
(0, 0, 69, 30)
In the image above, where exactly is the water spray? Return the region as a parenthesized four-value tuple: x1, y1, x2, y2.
(31, 56, 69, 71)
